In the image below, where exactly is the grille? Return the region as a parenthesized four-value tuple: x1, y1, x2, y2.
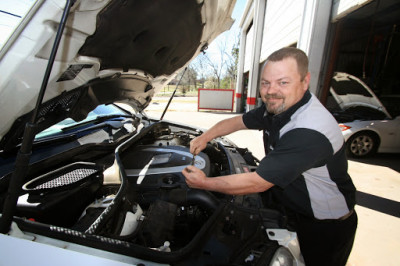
(38, 90, 81, 118)
(33, 168, 97, 190)
(23, 162, 101, 193)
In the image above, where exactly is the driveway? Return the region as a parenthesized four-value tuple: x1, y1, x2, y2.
(146, 96, 400, 266)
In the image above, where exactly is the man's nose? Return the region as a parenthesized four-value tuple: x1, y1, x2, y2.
(262, 82, 277, 94)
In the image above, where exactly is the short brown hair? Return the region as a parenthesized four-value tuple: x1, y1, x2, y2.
(266, 47, 309, 80)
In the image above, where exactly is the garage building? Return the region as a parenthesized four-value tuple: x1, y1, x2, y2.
(235, 0, 400, 113)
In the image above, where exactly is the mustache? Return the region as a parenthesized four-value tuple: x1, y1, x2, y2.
(265, 94, 284, 99)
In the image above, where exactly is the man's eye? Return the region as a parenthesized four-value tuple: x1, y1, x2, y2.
(261, 81, 270, 87)
(279, 81, 288, 86)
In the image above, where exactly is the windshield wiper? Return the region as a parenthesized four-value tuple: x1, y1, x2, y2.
(34, 119, 127, 145)
(60, 114, 131, 133)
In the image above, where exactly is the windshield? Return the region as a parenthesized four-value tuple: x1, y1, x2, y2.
(35, 104, 129, 140)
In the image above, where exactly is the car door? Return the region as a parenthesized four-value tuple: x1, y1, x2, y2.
(393, 116, 400, 151)
(375, 116, 400, 153)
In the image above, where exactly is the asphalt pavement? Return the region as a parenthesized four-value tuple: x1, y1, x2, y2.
(145, 96, 400, 266)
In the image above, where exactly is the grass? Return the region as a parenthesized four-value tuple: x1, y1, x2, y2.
(156, 85, 199, 97)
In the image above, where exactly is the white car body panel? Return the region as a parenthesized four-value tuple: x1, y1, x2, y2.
(331, 72, 400, 155)
(330, 72, 392, 118)
(0, 0, 235, 141)
(341, 116, 400, 153)
(0, 223, 164, 266)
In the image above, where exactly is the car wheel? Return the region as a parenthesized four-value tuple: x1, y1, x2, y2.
(346, 131, 379, 158)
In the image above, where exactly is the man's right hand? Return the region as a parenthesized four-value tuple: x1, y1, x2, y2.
(189, 115, 247, 156)
(190, 135, 208, 156)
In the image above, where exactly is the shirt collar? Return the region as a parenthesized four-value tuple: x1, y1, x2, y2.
(266, 90, 312, 122)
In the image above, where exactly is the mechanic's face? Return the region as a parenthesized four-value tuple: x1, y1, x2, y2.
(260, 57, 310, 114)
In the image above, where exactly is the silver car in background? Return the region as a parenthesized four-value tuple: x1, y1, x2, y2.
(328, 72, 400, 157)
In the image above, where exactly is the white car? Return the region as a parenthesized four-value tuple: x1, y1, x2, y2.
(0, 1, 304, 265)
(328, 72, 400, 158)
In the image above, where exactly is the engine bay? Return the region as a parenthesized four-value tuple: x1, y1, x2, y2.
(5, 121, 287, 264)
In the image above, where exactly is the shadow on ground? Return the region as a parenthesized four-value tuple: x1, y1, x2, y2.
(356, 191, 400, 218)
(350, 153, 400, 218)
(349, 153, 400, 173)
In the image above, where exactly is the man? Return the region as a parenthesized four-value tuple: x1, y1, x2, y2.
(182, 47, 357, 266)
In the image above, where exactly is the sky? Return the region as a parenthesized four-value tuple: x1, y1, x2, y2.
(209, 0, 247, 52)
(194, 0, 247, 77)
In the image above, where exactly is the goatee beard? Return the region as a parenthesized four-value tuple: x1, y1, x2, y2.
(266, 103, 285, 114)
(264, 94, 285, 114)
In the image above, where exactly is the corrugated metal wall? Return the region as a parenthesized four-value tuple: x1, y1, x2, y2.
(243, 24, 254, 72)
(259, 0, 305, 62)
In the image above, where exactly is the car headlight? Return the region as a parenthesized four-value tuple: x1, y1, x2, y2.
(269, 247, 295, 266)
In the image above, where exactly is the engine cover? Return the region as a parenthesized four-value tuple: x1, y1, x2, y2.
(122, 145, 210, 188)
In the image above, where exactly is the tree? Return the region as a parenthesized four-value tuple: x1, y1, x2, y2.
(220, 76, 231, 89)
(190, 55, 208, 88)
(191, 32, 240, 89)
(186, 65, 198, 90)
(175, 66, 198, 94)
(205, 39, 228, 89)
(191, 37, 229, 89)
(225, 33, 240, 89)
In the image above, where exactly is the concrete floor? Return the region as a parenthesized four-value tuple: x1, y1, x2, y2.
(145, 96, 400, 266)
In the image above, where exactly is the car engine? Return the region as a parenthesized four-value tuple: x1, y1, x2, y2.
(8, 121, 288, 265)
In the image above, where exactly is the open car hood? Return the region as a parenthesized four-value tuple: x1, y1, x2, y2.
(329, 72, 392, 118)
(0, 0, 235, 151)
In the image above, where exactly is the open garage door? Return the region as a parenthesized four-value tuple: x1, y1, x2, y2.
(321, 0, 400, 105)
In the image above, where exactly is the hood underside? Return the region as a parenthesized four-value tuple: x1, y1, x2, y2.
(0, 0, 235, 151)
(329, 72, 392, 118)
(79, 0, 203, 76)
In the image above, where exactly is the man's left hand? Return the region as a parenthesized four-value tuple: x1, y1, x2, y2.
(182, 166, 207, 189)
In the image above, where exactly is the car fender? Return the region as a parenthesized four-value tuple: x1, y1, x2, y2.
(341, 123, 381, 143)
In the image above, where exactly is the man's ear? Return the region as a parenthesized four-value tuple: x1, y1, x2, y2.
(303, 72, 311, 91)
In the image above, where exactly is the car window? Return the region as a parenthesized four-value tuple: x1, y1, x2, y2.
(35, 104, 128, 140)
(0, 0, 37, 51)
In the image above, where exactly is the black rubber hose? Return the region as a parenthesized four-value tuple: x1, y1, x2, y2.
(163, 188, 220, 211)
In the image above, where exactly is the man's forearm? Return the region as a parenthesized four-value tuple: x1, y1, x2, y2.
(200, 172, 274, 195)
(190, 115, 247, 155)
(201, 115, 247, 142)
